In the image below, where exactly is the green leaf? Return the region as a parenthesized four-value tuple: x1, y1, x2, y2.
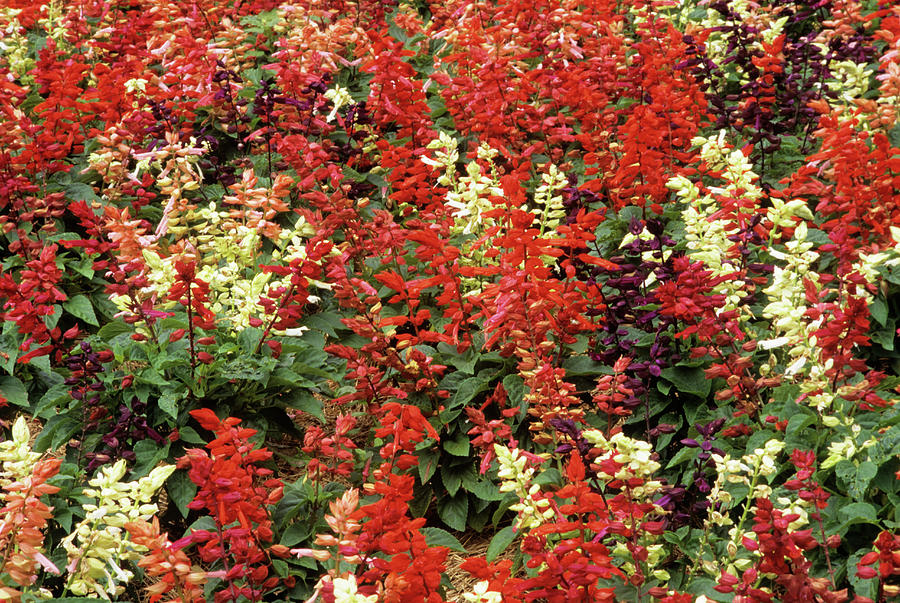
(166, 470, 197, 518)
(502, 373, 525, 412)
(421, 527, 466, 553)
(660, 366, 711, 398)
(131, 440, 171, 479)
(683, 577, 732, 601)
(65, 182, 100, 202)
(838, 502, 878, 524)
(158, 391, 179, 421)
(871, 324, 896, 351)
(289, 390, 324, 421)
(280, 521, 312, 547)
(836, 460, 879, 500)
(534, 466, 562, 486)
(0, 326, 19, 373)
(0, 376, 27, 406)
(441, 464, 465, 496)
(33, 383, 70, 418)
(849, 547, 879, 600)
(410, 483, 433, 517)
(461, 472, 503, 501)
(438, 492, 468, 531)
(272, 558, 289, 578)
(448, 375, 492, 410)
(785, 412, 816, 450)
(97, 320, 133, 340)
(418, 447, 439, 483)
(665, 445, 696, 469)
(486, 526, 518, 562)
(303, 312, 345, 337)
(33, 415, 79, 452)
(178, 425, 207, 445)
(63, 294, 99, 326)
(238, 327, 263, 353)
(561, 356, 606, 376)
(870, 297, 888, 326)
(64, 250, 95, 279)
(871, 424, 900, 461)
(786, 412, 815, 437)
(447, 345, 480, 374)
(443, 432, 470, 456)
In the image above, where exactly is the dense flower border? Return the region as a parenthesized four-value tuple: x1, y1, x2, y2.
(1, 0, 900, 601)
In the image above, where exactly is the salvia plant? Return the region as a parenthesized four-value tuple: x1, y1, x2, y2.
(1, 0, 900, 601)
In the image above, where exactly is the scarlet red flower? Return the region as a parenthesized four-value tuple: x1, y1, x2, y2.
(177, 409, 287, 602)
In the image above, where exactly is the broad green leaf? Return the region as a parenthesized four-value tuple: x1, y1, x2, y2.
(870, 297, 888, 326)
(443, 432, 470, 456)
(441, 465, 464, 496)
(871, 325, 895, 351)
(849, 548, 879, 600)
(534, 467, 561, 486)
(0, 326, 18, 373)
(836, 460, 879, 500)
(410, 484, 433, 517)
(871, 424, 900, 461)
(448, 375, 492, 410)
(448, 345, 480, 374)
(97, 320, 133, 340)
(666, 445, 696, 469)
(288, 390, 324, 421)
(461, 472, 503, 501)
(166, 470, 197, 518)
(438, 492, 468, 531)
(561, 356, 606, 376)
(33, 383, 70, 418)
(158, 391, 179, 421)
(660, 366, 711, 398)
(486, 526, 517, 562)
(44, 304, 62, 330)
(71, 256, 95, 279)
(272, 558, 289, 578)
(786, 412, 815, 437)
(63, 294, 99, 326)
(238, 327, 263, 353)
(0, 376, 27, 406)
(421, 527, 466, 553)
(418, 447, 439, 483)
(65, 182, 100, 202)
(177, 425, 207, 445)
(280, 521, 312, 547)
(683, 577, 733, 602)
(303, 312, 345, 337)
(503, 373, 525, 412)
(131, 440, 171, 479)
(838, 502, 878, 524)
(33, 414, 79, 452)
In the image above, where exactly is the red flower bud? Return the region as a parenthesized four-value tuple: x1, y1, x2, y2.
(169, 328, 186, 342)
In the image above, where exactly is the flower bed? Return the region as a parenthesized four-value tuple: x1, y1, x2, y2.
(1, 0, 900, 601)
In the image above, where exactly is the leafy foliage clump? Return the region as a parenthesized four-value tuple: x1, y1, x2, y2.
(1, 0, 900, 601)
